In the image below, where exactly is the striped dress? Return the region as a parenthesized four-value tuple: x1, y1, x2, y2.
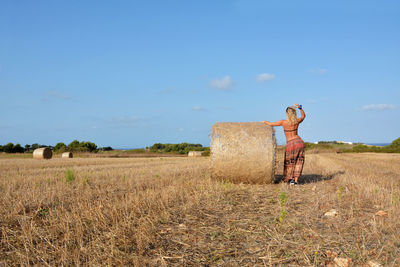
(284, 137, 305, 182)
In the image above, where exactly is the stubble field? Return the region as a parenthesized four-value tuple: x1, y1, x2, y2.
(0, 152, 399, 266)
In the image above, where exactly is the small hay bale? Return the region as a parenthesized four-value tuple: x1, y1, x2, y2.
(62, 152, 73, 158)
(33, 147, 52, 160)
(211, 122, 276, 184)
(188, 151, 202, 157)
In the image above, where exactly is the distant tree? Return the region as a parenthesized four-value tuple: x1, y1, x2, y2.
(3, 143, 14, 153)
(66, 140, 98, 152)
(149, 143, 206, 154)
(390, 137, 400, 148)
(68, 140, 80, 150)
(25, 144, 31, 152)
(0, 145, 3, 152)
(13, 144, 24, 153)
(150, 143, 165, 151)
(80, 141, 97, 152)
(31, 143, 40, 151)
(100, 146, 113, 151)
(54, 142, 67, 152)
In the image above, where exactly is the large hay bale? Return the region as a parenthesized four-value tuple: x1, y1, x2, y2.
(211, 122, 276, 184)
(188, 151, 202, 157)
(33, 147, 52, 160)
(62, 152, 73, 158)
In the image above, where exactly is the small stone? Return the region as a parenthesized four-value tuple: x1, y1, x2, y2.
(178, 223, 186, 228)
(324, 209, 337, 217)
(333, 257, 352, 267)
(367, 260, 382, 267)
(375, 210, 387, 217)
(312, 185, 316, 191)
(326, 250, 338, 258)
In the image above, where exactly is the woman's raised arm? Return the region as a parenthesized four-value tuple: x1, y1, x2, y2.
(294, 103, 306, 123)
(263, 120, 284, 127)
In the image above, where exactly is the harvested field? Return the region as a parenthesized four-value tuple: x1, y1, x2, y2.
(0, 153, 399, 266)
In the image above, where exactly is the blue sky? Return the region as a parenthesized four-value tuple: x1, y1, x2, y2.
(1, 1, 399, 148)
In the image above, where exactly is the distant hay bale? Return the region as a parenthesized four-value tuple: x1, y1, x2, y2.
(62, 152, 73, 158)
(211, 122, 276, 184)
(33, 147, 53, 160)
(188, 151, 202, 157)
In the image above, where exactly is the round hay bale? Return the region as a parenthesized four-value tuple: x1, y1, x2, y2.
(211, 122, 276, 184)
(62, 152, 73, 158)
(33, 147, 53, 160)
(188, 151, 202, 157)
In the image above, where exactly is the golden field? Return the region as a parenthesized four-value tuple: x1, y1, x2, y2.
(0, 152, 399, 266)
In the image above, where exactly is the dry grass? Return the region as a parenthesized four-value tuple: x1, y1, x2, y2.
(0, 153, 399, 266)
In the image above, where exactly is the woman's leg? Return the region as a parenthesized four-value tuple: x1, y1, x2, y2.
(293, 149, 305, 183)
(284, 150, 295, 182)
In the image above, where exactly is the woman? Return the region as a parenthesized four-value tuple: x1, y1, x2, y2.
(263, 104, 306, 185)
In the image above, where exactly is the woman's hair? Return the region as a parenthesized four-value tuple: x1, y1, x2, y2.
(286, 107, 298, 126)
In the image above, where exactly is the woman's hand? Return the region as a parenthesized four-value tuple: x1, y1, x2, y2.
(262, 120, 271, 126)
(294, 103, 300, 109)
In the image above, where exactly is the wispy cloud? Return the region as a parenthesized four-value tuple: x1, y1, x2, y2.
(361, 104, 396, 111)
(256, 73, 275, 82)
(209, 75, 233, 90)
(42, 90, 71, 102)
(192, 105, 207, 112)
(308, 68, 327, 75)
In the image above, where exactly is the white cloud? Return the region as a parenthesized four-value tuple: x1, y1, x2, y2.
(256, 73, 275, 82)
(361, 104, 396, 111)
(192, 105, 207, 112)
(309, 68, 327, 75)
(209, 75, 233, 90)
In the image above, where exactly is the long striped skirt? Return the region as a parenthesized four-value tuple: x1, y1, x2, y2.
(284, 137, 305, 182)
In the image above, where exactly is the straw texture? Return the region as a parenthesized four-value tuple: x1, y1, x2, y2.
(33, 147, 52, 160)
(211, 122, 276, 184)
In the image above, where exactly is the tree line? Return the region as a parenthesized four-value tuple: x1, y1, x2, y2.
(0, 140, 108, 153)
(148, 143, 209, 154)
(304, 137, 400, 153)
(0, 141, 211, 154)
(349, 137, 400, 153)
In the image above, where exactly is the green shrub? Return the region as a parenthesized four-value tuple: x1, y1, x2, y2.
(149, 143, 209, 154)
(65, 168, 76, 184)
(99, 146, 113, 151)
(67, 140, 98, 152)
(348, 138, 400, 153)
(54, 142, 67, 152)
(202, 151, 210, 156)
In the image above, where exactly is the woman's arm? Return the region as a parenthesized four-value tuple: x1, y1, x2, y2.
(263, 120, 284, 127)
(294, 103, 306, 123)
